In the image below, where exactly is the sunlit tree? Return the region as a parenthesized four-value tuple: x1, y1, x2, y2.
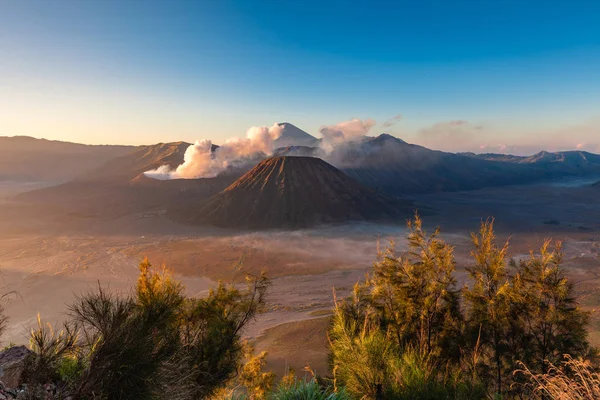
(511, 240, 590, 373)
(463, 219, 512, 396)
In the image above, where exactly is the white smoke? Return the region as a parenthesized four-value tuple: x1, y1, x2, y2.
(319, 118, 376, 150)
(144, 123, 283, 180)
(145, 118, 386, 181)
(320, 118, 376, 141)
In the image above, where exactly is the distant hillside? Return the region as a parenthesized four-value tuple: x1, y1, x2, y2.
(15, 141, 234, 218)
(241, 133, 600, 196)
(459, 152, 525, 163)
(328, 135, 600, 195)
(172, 156, 411, 229)
(273, 123, 319, 148)
(0, 136, 135, 182)
(79, 141, 192, 183)
(325, 134, 523, 194)
(465, 150, 600, 172)
(12, 129, 600, 224)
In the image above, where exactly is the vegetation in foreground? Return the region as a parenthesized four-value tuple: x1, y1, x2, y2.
(0, 216, 597, 399)
(14, 260, 269, 399)
(329, 215, 592, 399)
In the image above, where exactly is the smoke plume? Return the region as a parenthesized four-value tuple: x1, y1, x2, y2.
(144, 123, 283, 180)
(319, 118, 376, 150)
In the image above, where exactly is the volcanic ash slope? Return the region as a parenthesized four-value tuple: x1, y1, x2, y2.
(173, 156, 412, 229)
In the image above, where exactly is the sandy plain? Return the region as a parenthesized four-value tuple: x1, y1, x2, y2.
(0, 179, 599, 377)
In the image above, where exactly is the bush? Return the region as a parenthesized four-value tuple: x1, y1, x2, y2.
(329, 216, 592, 399)
(271, 377, 352, 400)
(170, 275, 270, 399)
(22, 315, 78, 387)
(11, 216, 595, 399)
(21, 260, 269, 400)
(328, 302, 397, 398)
(70, 284, 179, 398)
(57, 354, 86, 384)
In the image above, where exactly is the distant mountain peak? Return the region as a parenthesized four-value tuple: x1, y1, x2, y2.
(379, 133, 406, 142)
(370, 133, 408, 146)
(274, 123, 318, 148)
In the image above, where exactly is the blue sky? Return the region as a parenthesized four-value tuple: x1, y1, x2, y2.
(1, 0, 599, 153)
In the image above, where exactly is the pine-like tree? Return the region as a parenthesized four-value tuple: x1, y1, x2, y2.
(368, 214, 462, 360)
(329, 215, 467, 399)
(463, 219, 512, 396)
(511, 240, 590, 374)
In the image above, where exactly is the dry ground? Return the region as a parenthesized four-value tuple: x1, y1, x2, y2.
(254, 317, 331, 379)
(0, 180, 599, 378)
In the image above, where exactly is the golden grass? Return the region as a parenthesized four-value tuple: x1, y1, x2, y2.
(517, 355, 600, 399)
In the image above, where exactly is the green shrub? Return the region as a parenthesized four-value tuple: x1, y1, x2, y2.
(22, 315, 78, 386)
(328, 215, 592, 399)
(271, 377, 351, 400)
(57, 354, 86, 384)
(21, 261, 269, 400)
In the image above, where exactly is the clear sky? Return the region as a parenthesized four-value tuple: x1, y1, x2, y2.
(1, 0, 599, 153)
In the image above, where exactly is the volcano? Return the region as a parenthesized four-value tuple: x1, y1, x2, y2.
(172, 156, 412, 229)
(273, 123, 319, 148)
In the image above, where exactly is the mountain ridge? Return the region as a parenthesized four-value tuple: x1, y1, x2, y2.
(0, 136, 136, 183)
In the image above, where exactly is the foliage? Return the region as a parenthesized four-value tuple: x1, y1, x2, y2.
(511, 240, 590, 372)
(238, 344, 276, 400)
(367, 214, 463, 361)
(329, 293, 480, 399)
(329, 214, 472, 399)
(213, 343, 276, 400)
(463, 218, 512, 396)
(271, 377, 352, 400)
(329, 215, 592, 399)
(22, 314, 78, 386)
(4, 216, 594, 399)
(57, 354, 87, 384)
(329, 302, 398, 398)
(516, 355, 600, 399)
(19, 259, 269, 400)
(172, 274, 270, 399)
(70, 282, 180, 398)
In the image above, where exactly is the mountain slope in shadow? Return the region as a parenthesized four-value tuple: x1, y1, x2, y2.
(172, 156, 412, 229)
